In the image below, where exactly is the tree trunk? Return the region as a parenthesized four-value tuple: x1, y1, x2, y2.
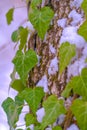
(28, 0, 72, 95)
(27, 0, 82, 129)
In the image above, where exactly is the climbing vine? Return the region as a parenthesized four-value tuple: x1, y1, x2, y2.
(2, 0, 87, 130)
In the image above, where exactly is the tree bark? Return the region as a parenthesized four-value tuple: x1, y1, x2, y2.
(28, 0, 72, 95)
(27, 0, 82, 129)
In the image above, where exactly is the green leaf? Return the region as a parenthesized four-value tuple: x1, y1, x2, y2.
(12, 49, 38, 84)
(78, 20, 87, 41)
(10, 67, 16, 85)
(11, 79, 26, 92)
(41, 95, 66, 129)
(25, 113, 36, 126)
(52, 126, 62, 130)
(29, 7, 54, 39)
(15, 95, 24, 114)
(61, 80, 73, 98)
(59, 42, 76, 74)
(34, 126, 40, 130)
(81, 0, 87, 18)
(16, 129, 23, 130)
(62, 68, 87, 100)
(27, 128, 31, 130)
(21, 87, 44, 114)
(11, 27, 28, 50)
(73, 68, 87, 100)
(11, 30, 19, 42)
(6, 8, 14, 25)
(71, 99, 87, 130)
(31, 0, 42, 8)
(85, 57, 87, 63)
(2, 96, 24, 129)
(19, 27, 28, 50)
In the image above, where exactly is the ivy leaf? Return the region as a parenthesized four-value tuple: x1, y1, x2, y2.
(25, 113, 36, 126)
(31, 0, 42, 8)
(11, 30, 19, 42)
(29, 7, 54, 39)
(52, 126, 62, 130)
(6, 8, 14, 25)
(71, 99, 87, 130)
(21, 87, 44, 114)
(62, 68, 87, 100)
(2, 96, 24, 129)
(78, 20, 87, 41)
(81, 0, 87, 18)
(11, 79, 26, 93)
(41, 95, 66, 129)
(27, 128, 31, 130)
(11, 27, 28, 50)
(16, 129, 23, 130)
(15, 95, 24, 114)
(10, 67, 16, 84)
(34, 125, 41, 130)
(59, 42, 76, 74)
(61, 80, 73, 98)
(19, 27, 28, 50)
(12, 49, 38, 84)
(72, 68, 87, 100)
(34, 126, 40, 130)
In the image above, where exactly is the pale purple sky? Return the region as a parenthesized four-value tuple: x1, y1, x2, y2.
(0, 0, 27, 129)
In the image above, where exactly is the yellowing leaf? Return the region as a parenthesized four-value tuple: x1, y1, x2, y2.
(71, 99, 87, 130)
(59, 42, 76, 74)
(78, 20, 87, 41)
(29, 7, 54, 39)
(12, 49, 38, 84)
(41, 95, 66, 129)
(6, 8, 14, 25)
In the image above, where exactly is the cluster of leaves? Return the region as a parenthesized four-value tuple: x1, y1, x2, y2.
(2, 0, 87, 130)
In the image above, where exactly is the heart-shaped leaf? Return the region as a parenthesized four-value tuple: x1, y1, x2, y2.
(71, 99, 87, 130)
(11, 79, 26, 92)
(59, 42, 76, 74)
(20, 87, 44, 114)
(62, 68, 87, 100)
(2, 95, 24, 129)
(41, 95, 66, 129)
(29, 7, 54, 39)
(12, 49, 38, 84)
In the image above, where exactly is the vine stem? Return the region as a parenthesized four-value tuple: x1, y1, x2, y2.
(63, 94, 78, 130)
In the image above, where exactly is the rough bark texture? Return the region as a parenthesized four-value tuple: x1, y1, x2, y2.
(28, 0, 72, 96)
(27, 0, 82, 129)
